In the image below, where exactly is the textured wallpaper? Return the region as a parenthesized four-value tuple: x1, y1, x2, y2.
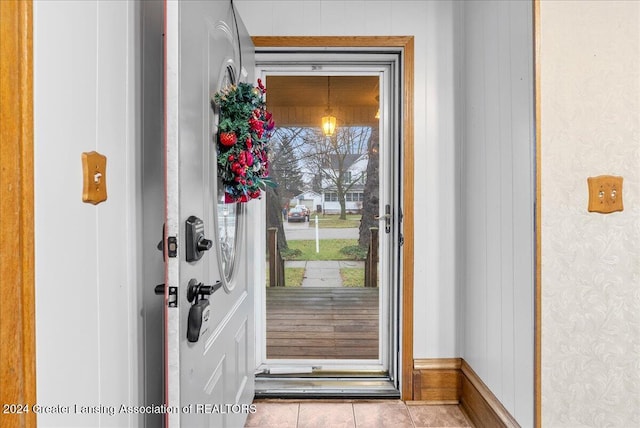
(541, 2, 640, 427)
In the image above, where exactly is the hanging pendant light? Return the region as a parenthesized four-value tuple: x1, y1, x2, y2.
(321, 76, 337, 137)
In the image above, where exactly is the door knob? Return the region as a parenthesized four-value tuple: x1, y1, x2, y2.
(187, 278, 222, 303)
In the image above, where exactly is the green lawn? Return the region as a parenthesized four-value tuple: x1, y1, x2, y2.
(340, 268, 365, 287)
(284, 239, 360, 261)
(285, 267, 304, 287)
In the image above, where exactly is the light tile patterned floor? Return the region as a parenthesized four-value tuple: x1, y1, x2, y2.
(245, 400, 474, 428)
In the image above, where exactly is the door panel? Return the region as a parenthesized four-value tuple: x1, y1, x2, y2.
(164, 1, 254, 426)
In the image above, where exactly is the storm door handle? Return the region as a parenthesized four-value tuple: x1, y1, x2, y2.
(374, 204, 392, 233)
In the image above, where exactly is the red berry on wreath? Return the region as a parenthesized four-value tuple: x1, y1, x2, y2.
(219, 132, 237, 147)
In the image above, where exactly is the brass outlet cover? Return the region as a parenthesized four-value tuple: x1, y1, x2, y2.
(82, 151, 107, 205)
(587, 175, 623, 214)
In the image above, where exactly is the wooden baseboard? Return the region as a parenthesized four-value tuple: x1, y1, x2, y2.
(412, 358, 462, 403)
(460, 360, 520, 428)
(412, 358, 520, 428)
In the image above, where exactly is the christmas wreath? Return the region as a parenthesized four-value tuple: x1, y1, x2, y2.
(212, 78, 275, 203)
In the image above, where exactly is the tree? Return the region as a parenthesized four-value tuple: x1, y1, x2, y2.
(269, 128, 306, 205)
(358, 126, 379, 249)
(263, 127, 307, 254)
(265, 185, 288, 252)
(302, 126, 371, 220)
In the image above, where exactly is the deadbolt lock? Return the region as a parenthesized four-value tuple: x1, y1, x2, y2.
(186, 215, 212, 262)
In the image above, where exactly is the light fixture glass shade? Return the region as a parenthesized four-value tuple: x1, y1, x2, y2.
(322, 114, 337, 136)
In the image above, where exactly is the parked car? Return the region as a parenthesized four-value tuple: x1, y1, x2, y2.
(295, 205, 311, 221)
(287, 207, 307, 223)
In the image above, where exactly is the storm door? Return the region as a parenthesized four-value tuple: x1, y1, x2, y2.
(253, 52, 404, 397)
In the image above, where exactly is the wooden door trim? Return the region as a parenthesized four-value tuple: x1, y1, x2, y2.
(533, 1, 542, 427)
(0, 0, 37, 427)
(252, 36, 415, 400)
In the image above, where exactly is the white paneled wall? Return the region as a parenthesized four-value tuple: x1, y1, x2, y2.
(458, 1, 534, 427)
(34, 1, 140, 427)
(236, 0, 460, 359)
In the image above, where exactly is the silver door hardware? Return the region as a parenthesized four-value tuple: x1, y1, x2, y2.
(375, 204, 392, 233)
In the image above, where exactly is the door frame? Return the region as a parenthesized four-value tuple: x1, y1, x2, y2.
(0, 1, 37, 426)
(252, 36, 415, 400)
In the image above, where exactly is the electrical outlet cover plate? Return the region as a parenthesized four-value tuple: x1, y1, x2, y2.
(587, 175, 623, 214)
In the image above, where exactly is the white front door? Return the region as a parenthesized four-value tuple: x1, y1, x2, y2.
(163, 1, 255, 426)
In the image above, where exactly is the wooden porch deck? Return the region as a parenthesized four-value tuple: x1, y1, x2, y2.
(266, 287, 379, 360)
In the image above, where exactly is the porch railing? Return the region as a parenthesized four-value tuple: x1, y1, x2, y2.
(364, 227, 379, 288)
(267, 227, 285, 287)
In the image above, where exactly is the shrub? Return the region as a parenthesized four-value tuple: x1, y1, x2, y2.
(339, 245, 368, 260)
(280, 248, 302, 260)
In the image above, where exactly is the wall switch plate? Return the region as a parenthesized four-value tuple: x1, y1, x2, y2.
(82, 151, 107, 205)
(587, 175, 623, 214)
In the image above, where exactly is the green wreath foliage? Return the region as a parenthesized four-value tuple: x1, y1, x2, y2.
(212, 79, 275, 203)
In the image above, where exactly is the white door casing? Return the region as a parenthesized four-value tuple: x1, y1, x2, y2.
(164, 1, 255, 427)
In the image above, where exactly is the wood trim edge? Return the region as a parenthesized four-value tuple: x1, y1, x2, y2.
(460, 360, 521, 428)
(413, 358, 462, 370)
(401, 36, 415, 401)
(252, 36, 415, 48)
(252, 35, 415, 401)
(0, 1, 37, 427)
(533, 1, 542, 427)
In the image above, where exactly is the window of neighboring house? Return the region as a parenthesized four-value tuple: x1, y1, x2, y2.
(324, 192, 338, 202)
(345, 192, 364, 202)
(344, 171, 352, 183)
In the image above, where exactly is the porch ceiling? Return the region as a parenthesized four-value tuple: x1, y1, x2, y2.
(265, 75, 380, 128)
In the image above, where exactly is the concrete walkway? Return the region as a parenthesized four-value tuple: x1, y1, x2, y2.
(285, 260, 365, 287)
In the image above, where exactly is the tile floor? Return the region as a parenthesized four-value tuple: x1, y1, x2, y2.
(244, 400, 474, 428)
